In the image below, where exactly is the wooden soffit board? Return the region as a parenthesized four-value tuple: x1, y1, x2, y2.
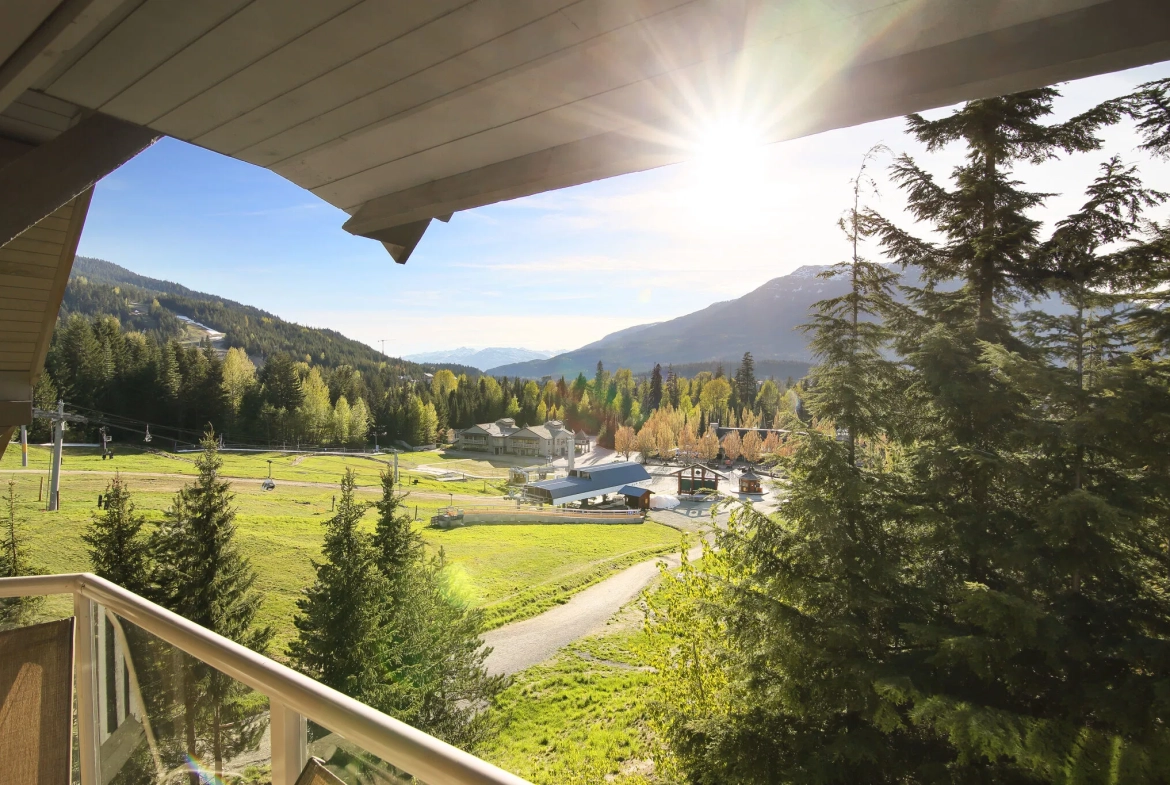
(0, 186, 92, 442)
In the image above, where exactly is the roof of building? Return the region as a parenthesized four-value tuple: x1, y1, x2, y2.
(460, 418, 523, 438)
(512, 421, 572, 440)
(619, 485, 652, 498)
(670, 464, 730, 480)
(739, 468, 763, 481)
(525, 461, 651, 505)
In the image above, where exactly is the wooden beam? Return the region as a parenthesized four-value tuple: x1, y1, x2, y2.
(342, 0, 1170, 249)
(0, 0, 129, 114)
(0, 137, 32, 167)
(0, 113, 156, 249)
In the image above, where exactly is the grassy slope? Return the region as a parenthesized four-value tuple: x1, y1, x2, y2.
(2, 447, 678, 655)
(483, 626, 659, 785)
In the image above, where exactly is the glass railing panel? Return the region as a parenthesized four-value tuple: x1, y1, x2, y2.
(91, 607, 272, 785)
(308, 722, 418, 785)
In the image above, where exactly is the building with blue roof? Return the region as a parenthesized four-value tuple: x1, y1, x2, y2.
(523, 462, 651, 506)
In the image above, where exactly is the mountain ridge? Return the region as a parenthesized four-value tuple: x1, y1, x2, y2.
(67, 257, 480, 377)
(486, 265, 843, 378)
(403, 346, 564, 370)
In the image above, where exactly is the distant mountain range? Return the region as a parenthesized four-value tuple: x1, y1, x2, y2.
(403, 346, 564, 371)
(66, 257, 479, 377)
(486, 265, 853, 378)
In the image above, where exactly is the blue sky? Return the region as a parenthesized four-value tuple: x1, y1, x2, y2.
(77, 62, 1170, 356)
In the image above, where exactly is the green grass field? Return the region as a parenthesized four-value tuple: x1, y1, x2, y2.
(483, 626, 659, 785)
(1, 446, 680, 656)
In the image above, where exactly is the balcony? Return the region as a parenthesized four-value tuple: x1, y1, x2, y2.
(0, 573, 530, 785)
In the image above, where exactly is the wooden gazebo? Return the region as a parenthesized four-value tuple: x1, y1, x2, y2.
(738, 468, 763, 495)
(671, 464, 729, 494)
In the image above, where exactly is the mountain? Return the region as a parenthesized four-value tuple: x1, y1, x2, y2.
(486, 265, 851, 378)
(65, 257, 479, 377)
(403, 346, 563, 370)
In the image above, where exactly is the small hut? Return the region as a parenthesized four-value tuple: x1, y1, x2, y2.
(738, 468, 763, 495)
(671, 464, 729, 494)
(620, 485, 652, 510)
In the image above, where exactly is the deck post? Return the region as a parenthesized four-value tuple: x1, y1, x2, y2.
(75, 593, 99, 785)
(271, 700, 308, 785)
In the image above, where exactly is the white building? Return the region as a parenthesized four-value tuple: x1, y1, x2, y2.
(457, 419, 591, 457)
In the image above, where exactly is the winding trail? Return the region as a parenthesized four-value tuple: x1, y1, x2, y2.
(481, 542, 704, 676)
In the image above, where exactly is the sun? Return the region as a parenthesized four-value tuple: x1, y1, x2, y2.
(679, 115, 772, 224)
(691, 116, 767, 167)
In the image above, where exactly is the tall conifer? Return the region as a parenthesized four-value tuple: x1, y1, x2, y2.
(0, 479, 42, 628)
(151, 432, 271, 780)
(650, 148, 924, 781)
(83, 475, 153, 595)
(369, 471, 507, 750)
(291, 469, 387, 699)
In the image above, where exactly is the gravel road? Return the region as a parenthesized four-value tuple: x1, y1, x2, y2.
(481, 542, 705, 676)
(2, 468, 509, 503)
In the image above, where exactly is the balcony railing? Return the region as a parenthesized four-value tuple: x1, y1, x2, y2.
(0, 573, 531, 785)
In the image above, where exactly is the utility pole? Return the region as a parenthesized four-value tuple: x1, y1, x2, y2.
(19, 425, 27, 467)
(49, 400, 63, 511)
(34, 401, 86, 512)
(49, 401, 63, 511)
(394, 451, 399, 484)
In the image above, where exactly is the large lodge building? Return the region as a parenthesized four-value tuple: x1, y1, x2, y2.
(456, 418, 591, 458)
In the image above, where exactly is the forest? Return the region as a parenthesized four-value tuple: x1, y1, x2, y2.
(31, 303, 797, 454)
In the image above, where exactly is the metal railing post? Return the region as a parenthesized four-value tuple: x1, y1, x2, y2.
(74, 592, 99, 785)
(270, 700, 307, 785)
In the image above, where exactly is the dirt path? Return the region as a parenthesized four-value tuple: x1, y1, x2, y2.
(1, 469, 511, 503)
(481, 542, 705, 676)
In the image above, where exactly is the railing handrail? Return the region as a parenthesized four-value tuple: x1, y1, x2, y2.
(0, 573, 531, 785)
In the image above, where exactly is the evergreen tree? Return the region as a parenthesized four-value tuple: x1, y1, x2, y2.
(0, 479, 42, 629)
(649, 363, 663, 411)
(804, 146, 899, 465)
(732, 352, 756, 413)
(665, 364, 680, 408)
(646, 93, 1170, 784)
(291, 469, 387, 700)
(368, 470, 508, 750)
(83, 475, 152, 595)
(151, 432, 272, 780)
(869, 89, 1169, 781)
(372, 470, 424, 585)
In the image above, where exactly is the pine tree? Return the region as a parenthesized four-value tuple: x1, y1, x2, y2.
(649, 363, 663, 411)
(369, 470, 507, 750)
(151, 431, 272, 780)
(83, 474, 152, 595)
(291, 469, 387, 699)
(804, 145, 899, 465)
(864, 89, 1170, 782)
(732, 352, 756, 411)
(939, 158, 1170, 780)
(647, 151, 923, 782)
(372, 470, 424, 587)
(0, 479, 43, 629)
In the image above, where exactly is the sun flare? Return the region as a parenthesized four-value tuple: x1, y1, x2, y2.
(691, 117, 767, 166)
(681, 115, 772, 224)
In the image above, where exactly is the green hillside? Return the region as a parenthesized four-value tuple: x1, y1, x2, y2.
(65, 257, 477, 378)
